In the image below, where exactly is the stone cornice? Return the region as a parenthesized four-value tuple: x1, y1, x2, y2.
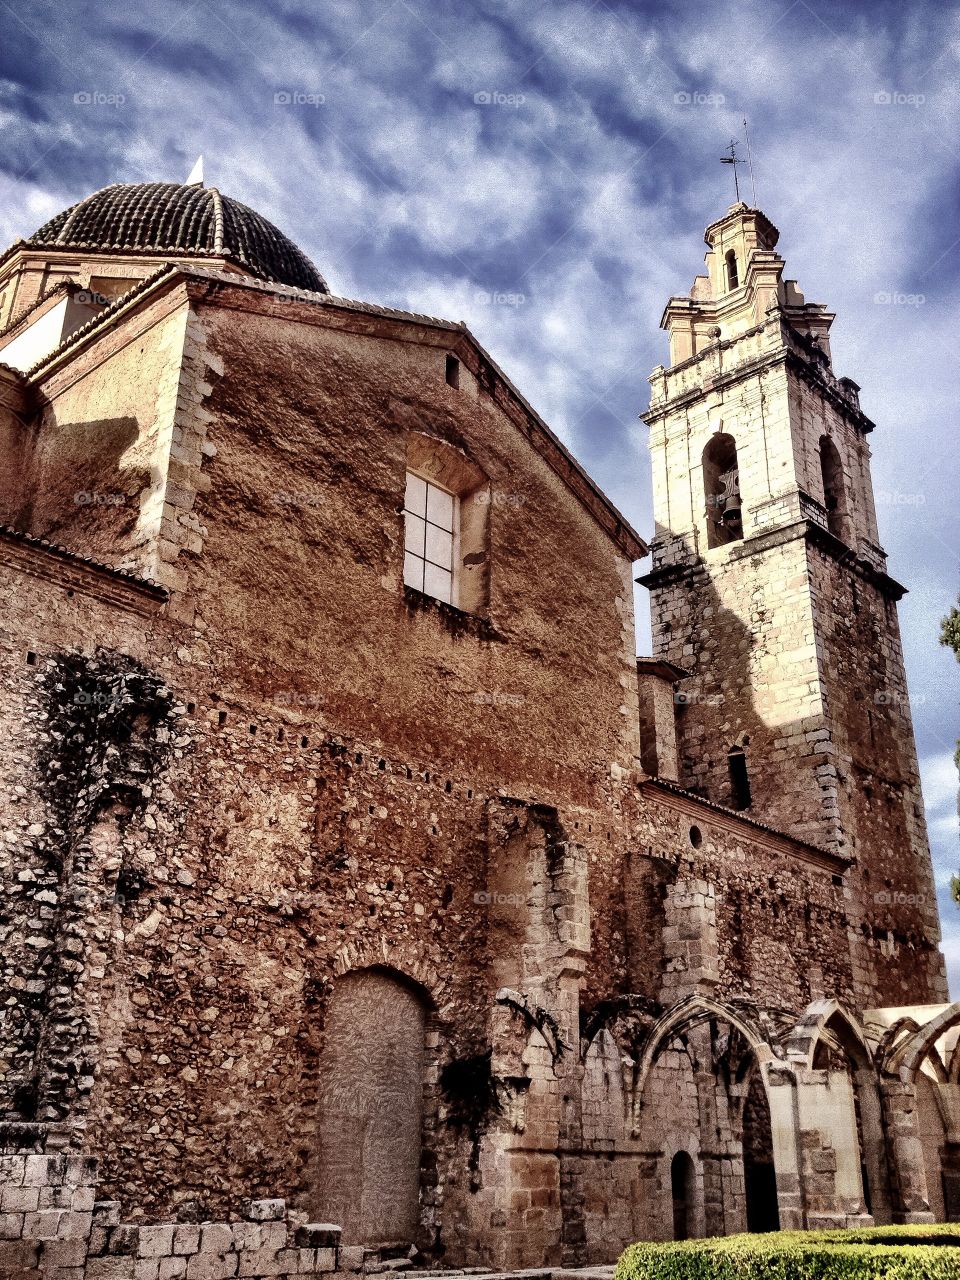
(644, 335, 874, 437)
(638, 519, 907, 601)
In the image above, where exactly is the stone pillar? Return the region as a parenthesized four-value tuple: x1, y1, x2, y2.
(794, 1071, 872, 1229)
(881, 1080, 935, 1224)
(636, 659, 686, 780)
(661, 879, 719, 1001)
(766, 1066, 804, 1229)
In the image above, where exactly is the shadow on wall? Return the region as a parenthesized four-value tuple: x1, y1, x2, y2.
(14, 415, 151, 558)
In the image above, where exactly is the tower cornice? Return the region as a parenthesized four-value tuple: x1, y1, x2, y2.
(637, 518, 906, 601)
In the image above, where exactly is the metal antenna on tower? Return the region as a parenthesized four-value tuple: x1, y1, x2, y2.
(742, 117, 758, 205)
(720, 139, 743, 201)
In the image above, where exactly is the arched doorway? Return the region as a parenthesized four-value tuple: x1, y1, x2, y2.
(742, 1068, 780, 1232)
(671, 1151, 695, 1240)
(315, 967, 428, 1245)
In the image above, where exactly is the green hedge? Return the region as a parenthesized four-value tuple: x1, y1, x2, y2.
(614, 1224, 960, 1280)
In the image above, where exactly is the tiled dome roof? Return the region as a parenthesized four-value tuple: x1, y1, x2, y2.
(29, 181, 328, 293)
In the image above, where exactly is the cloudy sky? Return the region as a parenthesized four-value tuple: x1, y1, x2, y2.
(2, 0, 958, 988)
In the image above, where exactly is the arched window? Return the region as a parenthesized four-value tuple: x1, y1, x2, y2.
(819, 435, 848, 541)
(671, 1151, 696, 1240)
(725, 249, 739, 290)
(703, 434, 743, 548)
(728, 746, 751, 810)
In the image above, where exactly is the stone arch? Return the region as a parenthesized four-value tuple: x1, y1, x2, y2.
(884, 1003, 960, 1082)
(314, 964, 433, 1248)
(670, 1150, 697, 1239)
(702, 433, 743, 547)
(819, 434, 849, 541)
(786, 1000, 887, 1223)
(784, 999, 873, 1072)
(880, 1003, 960, 1222)
(633, 997, 791, 1237)
(633, 996, 773, 1103)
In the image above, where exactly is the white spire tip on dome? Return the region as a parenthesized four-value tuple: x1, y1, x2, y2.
(185, 155, 204, 186)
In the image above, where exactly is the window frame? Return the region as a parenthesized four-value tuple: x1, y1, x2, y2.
(403, 469, 460, 607)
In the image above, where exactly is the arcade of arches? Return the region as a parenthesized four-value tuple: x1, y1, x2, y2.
(310, 967, 960, 1267)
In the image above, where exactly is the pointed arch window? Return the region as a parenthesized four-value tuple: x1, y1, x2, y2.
(728, 746, 752, 811)
(703, 433, 743, 548)
(725, 249, 739, 290)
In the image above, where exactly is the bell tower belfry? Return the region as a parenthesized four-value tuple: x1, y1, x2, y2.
(640, 202, 947, 1006)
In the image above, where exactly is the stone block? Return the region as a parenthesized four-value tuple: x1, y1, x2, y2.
(57, 1210, 93, 1239)
(109, 1225, 141, 1256)
(258, 1222, 286, 1251)
(138, 1225, 176, 1257)
(23, 1209, 63, 1239)
(229, 1222, 261, 1252)
(65, 1156, 99, 1186)
(0, 1157, 26, 1186)
(173, 1224, 201, 1255)
(135, 1261, 161, 1280)
(71, 1186, 97, 1213)
(0, 1211, 24, 1239)
(24, 1155, 65, 1187)
(339, 1245, 364, 1271)
(242, 1199, 285, 1222)
(185, 1250, 238, 1280)
(159, 1259, 189, 1280)
(94, 1203, 123, 1228)
(42, 1236, 91, 1269)
(87, 1259, 137, 1279)
(198, 1223, 233, 1254)
(0, 1185, 39, 1214)
(293, 1224, 341, 1249)
(236, 1247, 285, 1277)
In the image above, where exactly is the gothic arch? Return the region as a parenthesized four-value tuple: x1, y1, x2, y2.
(784, 999, 874, 1071)
(633, 996, 774, 1102)
(786, 1000, 888, 1221)
(632, 997, 791, 1236)
(884, 1002, 960, 1082)
(333, 938, 444, 1010)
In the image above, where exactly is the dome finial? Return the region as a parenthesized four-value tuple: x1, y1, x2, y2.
(185, 155, 204, 186)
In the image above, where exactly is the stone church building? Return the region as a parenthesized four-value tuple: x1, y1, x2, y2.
(0, 177, 957, 1277)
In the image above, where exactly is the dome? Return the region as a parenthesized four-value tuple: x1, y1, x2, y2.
(28, 181, 328, 293)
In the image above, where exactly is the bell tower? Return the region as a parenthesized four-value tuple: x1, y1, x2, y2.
(640, 202, 947, 1006)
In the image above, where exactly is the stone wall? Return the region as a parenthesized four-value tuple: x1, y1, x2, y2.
(0, 1153, 343, 1280)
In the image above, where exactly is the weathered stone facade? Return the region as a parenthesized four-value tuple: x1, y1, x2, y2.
(0, 183, 956, 1279)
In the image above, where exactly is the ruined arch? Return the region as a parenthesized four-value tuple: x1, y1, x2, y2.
(880, 1002, 960, 1223)
(633, 998, 786, 1237)
(786, 1000, 888, 1222)
(314, 965, 433, 1247)
(885, 1003, 960, 1082)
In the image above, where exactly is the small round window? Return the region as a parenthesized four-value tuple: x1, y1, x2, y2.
(689, 825, 703, 848)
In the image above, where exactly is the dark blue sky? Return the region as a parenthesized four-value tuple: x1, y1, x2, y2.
(2, 0, 957, 987)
